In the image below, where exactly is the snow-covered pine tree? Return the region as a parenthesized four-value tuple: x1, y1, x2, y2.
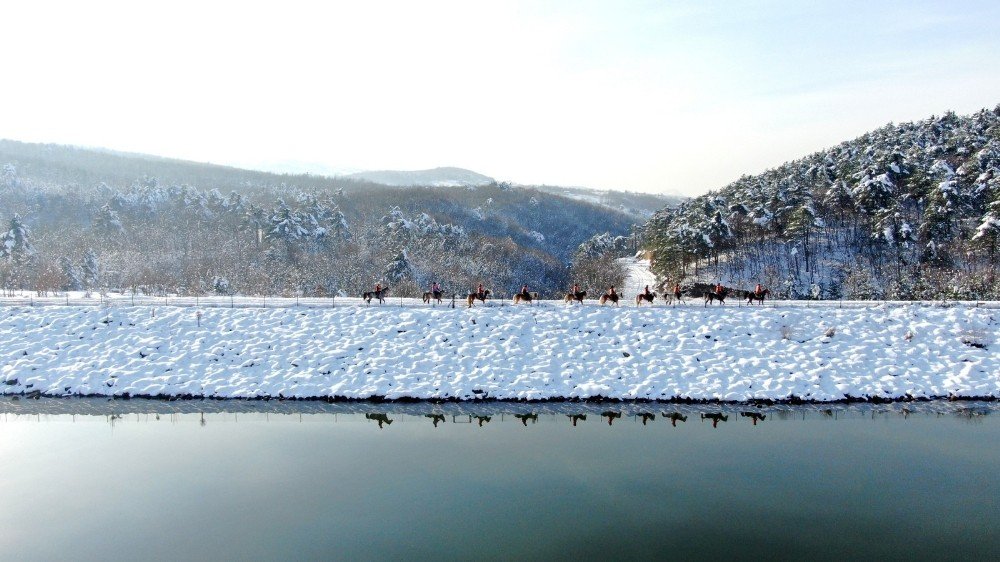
(82, 249, 100, 294)
(59, 256, 82, 291)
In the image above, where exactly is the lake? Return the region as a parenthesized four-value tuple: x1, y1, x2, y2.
(1, 399, 998, 560)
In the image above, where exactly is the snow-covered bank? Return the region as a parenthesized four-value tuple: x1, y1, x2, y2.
(1, 304, 997, 402)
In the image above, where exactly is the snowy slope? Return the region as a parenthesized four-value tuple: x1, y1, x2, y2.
(1, 304, 997, 402)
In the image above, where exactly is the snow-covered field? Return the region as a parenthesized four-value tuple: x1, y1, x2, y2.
(0, 302, 996, 402)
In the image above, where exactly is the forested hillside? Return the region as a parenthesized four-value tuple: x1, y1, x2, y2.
(643, 106, 1000, 300)
(0, 141, 638, 298)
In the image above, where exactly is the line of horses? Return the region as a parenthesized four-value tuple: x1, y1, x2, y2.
(365, 410, 767, 429)
(364, 284, 771, 308)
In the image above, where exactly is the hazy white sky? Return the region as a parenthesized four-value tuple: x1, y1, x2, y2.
(2, 0, 999, 195)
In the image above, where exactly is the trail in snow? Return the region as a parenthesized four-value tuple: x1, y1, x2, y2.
(620, 257, 657, 297)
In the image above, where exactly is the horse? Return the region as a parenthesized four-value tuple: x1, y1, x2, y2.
(564, 290, 587, 304)
(703, 288, 728, 306)
(422, 290, 444, 305)
(599, 292, 620, 306)
(362, 287, 389, 305)
(513, 291, 534, 304)
(466, 289, 490, 308)
(746, 288, 770, 305)
(635, 292, 657, 306)
(664, 287, 684, 305)
(740, 412, 766, 425)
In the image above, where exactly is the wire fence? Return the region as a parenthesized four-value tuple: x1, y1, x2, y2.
(0, 292, 998, 311)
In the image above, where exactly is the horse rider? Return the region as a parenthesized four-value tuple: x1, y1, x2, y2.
(572, 283, 580, 294)
(607, 285, 617, 297)
(520, 284, 529, 296)
(673, 283, 682, 298)
(477, 283, 485, 298)
(432, 282, 441, 294)
(375, 282, 382, 295)
(754, 283, 763, 296)
(715, 282, 724, 296)
(643, 285, 652, 297)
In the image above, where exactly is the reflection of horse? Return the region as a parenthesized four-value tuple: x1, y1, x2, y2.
(564, 291, 587, 304)
(601, 411, 622, 426)
(662, 412, 688, 426)
(515, 413, 538, 426)
(422, 290, 444, 305)
(700, 412, 728, 428)
(363, 288, 389, 305)
(513, 291, 535, 304)
(425, 413, 446, 427)
(466, 289, 490, 308)
(740, 412, 766, 425)
(567, 414, 587, 426)
(746, 289, 770, 305)
(473, 415, 492, 427)
(635, 292, 657, 306)
(704, 289, 727, 307)
(599, 293, 620, 306)
(365, 413, 393, 428)
(638, 412, 656, 425)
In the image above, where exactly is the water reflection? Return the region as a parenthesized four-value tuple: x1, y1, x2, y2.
(0, 398, 996, 428)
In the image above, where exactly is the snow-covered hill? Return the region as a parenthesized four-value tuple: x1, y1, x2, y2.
(343, 167, 494, 187)
(2, 303, 996, 402)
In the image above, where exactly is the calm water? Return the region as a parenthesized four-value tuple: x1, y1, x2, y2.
(0, 400, 998, 561)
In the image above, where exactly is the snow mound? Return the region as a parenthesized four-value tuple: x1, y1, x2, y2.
(0, 304, 997, 402)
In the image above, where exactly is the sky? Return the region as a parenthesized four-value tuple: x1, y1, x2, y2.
(2, 0, 999, 196)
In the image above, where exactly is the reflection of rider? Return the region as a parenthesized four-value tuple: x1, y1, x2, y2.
(572, 283, 580, 294)
(715, 283, 723, 295)
(477, 283, 484, 296)
(673, 283, 681, 296)
(607, 286, 617, 296)
(754, 283, 763, 296)
(375, 283, 382, 294)
(432, 282, 440, 293)
(520, 284, 529, 295)
(643, 285, 651, 296)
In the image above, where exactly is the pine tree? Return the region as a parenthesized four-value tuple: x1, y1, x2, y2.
(59, 256, 82, 291)
(82, 249, 100, 293)
(384, 250, 413, 283)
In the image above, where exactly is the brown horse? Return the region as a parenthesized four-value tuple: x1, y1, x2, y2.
(564, 290, 587, 304)
(703, 288, 727, 306)
(635, 292, 657, 306)
(466, 289, 490, 307)
(746, 289, 770, 305)
(422, 290, 444, 304)
(599, 292, 620, 306)
(513, 291, 535, 304)
(362, 287, 389, 305)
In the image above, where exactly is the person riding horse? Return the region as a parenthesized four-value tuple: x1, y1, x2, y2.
(477, 283, 485, 299)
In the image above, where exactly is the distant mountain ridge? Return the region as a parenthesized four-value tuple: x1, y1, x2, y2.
(342, 167, 495, 187)
(0, 139, 642, 297)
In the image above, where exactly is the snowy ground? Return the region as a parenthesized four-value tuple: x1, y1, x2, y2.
(0, 302, 996, 402)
